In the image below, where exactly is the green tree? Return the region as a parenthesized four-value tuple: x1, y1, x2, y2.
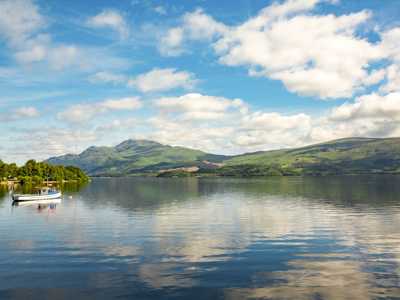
(0, 159, 89, 184)
(7, 163, 18, 178)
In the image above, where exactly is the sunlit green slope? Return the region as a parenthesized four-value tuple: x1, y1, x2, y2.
(218, 138, 400, 176)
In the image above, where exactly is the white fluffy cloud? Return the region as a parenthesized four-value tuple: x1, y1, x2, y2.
(48, 45, 80, 70)
(233, 112, 312, 149)
(0, 0, 49, 64)
(158, 28, 185, 56)
(0, 0, 129, 74)
(0, 0, 45, 47)
(0, 106, 40, 122)
(95, 118, 139, 132)
(381, 27, 400, 62)
(143, 92, 312, 153)
(14, 106, 40, 118)
(380, 65, 400, 94)
(160, 0, 391, 99)
(149, 5, 400, 147)
(147, 95, 312, 153)
(88, 71, 127, 85)
(13, 36, 81, 70)
(216, 8, 385, 99)
(379, 27, 400, 94)
(182, 9, 227, 40)
(146, 90, 400, 154)
(304, 91, 400, 141)
(128, 68, 197, 93)
(11, 89, 400, 160)
(240, 111, 311, 131)
(330, 92, 400, 122)
(154, 93, 248, 120)
(88, 68, 197, 93)
(58, 97, 142, 124)
(86, 9, 129, 39)
(0, 0, 85, 71)
(159, 9, 227, 56)
(53, 90, 400, 155)
(154, 6, 167, 16)
(14, 39, 47, 64)
(7, 128, 100, 162)
(101, 97, 142, 110)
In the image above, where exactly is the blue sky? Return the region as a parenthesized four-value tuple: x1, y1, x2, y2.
(1, 0, 400, 164)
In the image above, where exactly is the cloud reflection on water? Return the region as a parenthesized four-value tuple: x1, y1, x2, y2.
(2, 176, 400, 298)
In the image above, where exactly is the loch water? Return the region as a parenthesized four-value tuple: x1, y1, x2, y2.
(1, 176, 400, 299)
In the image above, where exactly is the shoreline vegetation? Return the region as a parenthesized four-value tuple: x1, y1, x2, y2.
(0, 160, 89, 185)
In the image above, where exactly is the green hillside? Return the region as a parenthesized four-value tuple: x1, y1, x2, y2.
(46, 139, 227, 176)
(216, 137, 400, 176)
(46, 138, 400, 177)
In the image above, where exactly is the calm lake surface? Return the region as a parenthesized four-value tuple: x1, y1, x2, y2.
(1, 176, 400, 299)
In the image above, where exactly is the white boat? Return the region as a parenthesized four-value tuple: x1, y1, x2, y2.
(12, 187, 62, 201)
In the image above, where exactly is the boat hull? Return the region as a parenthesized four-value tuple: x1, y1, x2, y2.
(12, 192, 62, 201)
(13, 198, 62, 206)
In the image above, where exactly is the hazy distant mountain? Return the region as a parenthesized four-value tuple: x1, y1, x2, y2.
(46, 137, 400, 176)
(46, 139, 227, 176)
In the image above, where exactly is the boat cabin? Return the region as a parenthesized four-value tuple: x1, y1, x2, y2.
(38, 187, 58, 195)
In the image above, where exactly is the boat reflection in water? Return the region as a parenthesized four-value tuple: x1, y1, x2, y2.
(12, 198, 61, 212)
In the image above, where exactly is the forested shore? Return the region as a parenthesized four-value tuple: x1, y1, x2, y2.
(0, 160, 89, 184)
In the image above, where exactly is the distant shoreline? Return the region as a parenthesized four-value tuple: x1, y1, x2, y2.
(0, 179, 87, 185)
(89, 172, 400, 179)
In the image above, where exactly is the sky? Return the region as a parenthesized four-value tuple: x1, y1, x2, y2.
(1, 0, 400, 164)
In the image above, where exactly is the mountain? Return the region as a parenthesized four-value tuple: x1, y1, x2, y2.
(46, 137, 400, 176)
(46, 139, 227, 176)
(216, 137, 400, 176)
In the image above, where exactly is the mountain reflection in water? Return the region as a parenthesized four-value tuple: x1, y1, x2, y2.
(0, 176, 400, 299)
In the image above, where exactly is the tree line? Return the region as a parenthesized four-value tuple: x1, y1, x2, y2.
(0, 159, 89, 184)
